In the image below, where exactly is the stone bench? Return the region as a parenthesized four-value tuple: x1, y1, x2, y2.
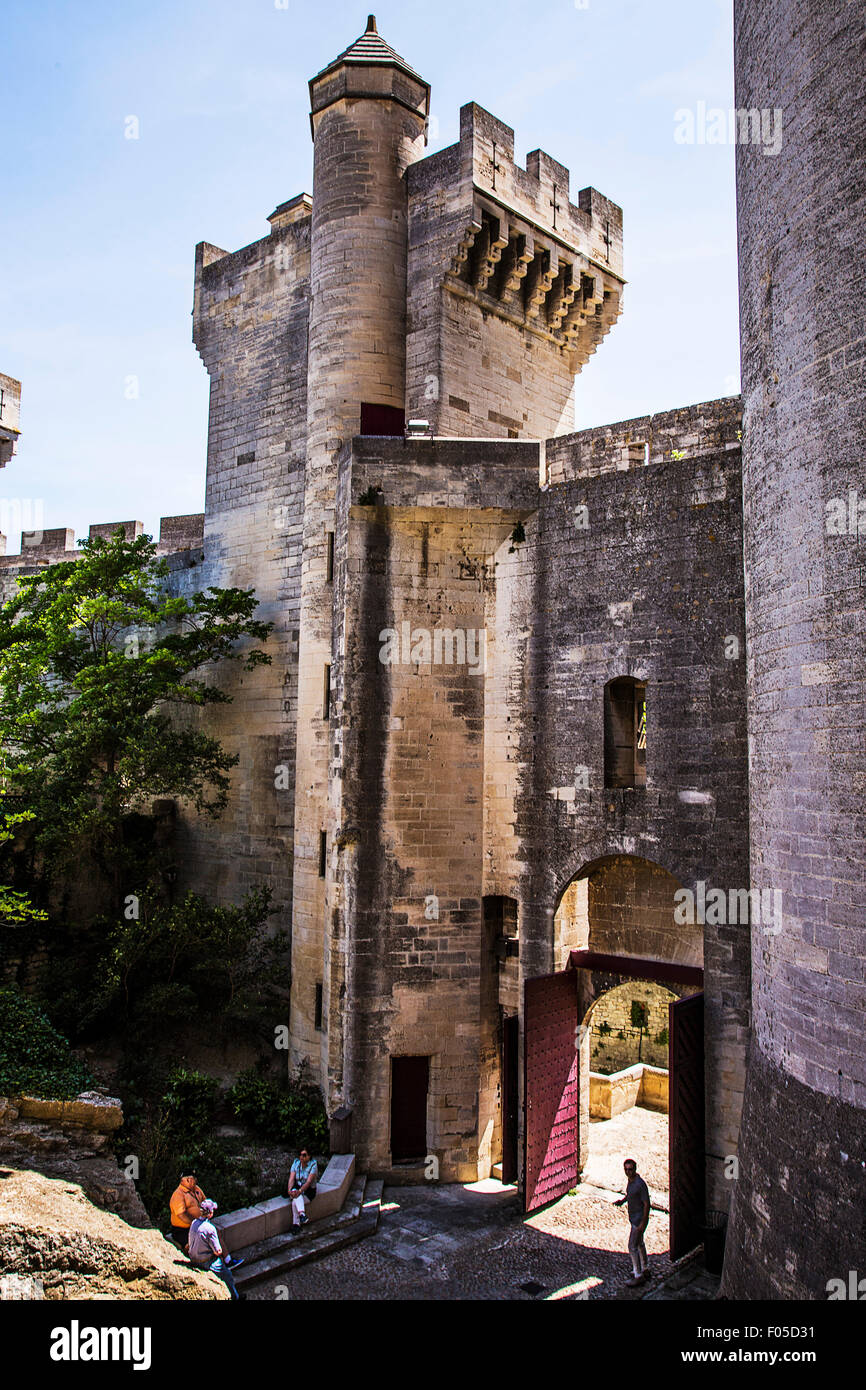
(213, 1154, 355, 1255)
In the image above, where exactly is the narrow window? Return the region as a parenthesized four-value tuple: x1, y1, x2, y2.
(604, 677, 647, 788)
(323, 664, 331, 719)
(318, 830, 327, 878)
(326, 531, 335, 583)
(314, 983, 324, 1031)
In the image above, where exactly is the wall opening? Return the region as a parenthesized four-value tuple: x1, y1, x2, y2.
(390, 1056, 429, 1164)
(604, 677, 646, 788)
(360, 402, 405, 437)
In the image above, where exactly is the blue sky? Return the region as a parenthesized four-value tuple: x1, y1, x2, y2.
(0, 0, 739, 551)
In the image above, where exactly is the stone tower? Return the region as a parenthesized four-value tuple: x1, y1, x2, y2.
(291, 18, 430, 1090)
(724, 0, 866, 1296)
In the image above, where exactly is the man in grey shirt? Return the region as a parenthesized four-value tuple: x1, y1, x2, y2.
(614, 1157, 650, 1286)
(187, 1199, 239, 1300)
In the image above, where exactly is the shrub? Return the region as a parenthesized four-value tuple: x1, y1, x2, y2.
(229, 1068, 329, 1154)
(161, 1067, 220, 1149)
(0, 986, 91, 1099)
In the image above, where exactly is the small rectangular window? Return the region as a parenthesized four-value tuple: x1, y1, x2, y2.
(323, 664, 331, 719)
(314, 983, 323, 1031)
(326, 531, 335, 583)
(604, 678, 647, 788)
(318, 830, 327, 878)
(236, 450, 255, 467)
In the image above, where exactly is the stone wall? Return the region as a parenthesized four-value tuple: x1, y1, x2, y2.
(406, 103, 625, 440)
(589, 1063, 669, 1119)
(181, 205, 311, 925)
(589, 981, 676, 1074)
(334, 439, 538, 1179)
(0, 372, 21, 468)
(329, 421, 750, 1203)
(724, 0, 866, 1297)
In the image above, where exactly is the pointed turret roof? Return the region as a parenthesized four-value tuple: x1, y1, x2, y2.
(312, 15, 424, 83)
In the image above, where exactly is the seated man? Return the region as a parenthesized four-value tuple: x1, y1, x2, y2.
(287, 1145, 318, 1227)
(169, 1172, 206, 1251)
(187, 1199, 239, 1300)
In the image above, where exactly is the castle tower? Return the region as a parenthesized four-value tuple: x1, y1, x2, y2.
(290, 19, 430, 1093)
(724, 0, 866, 1296)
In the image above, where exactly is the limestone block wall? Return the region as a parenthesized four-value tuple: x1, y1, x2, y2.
(406, 103, 625, 439)
(546, 397, 742, 483)
(332, 437, 538, 1178)
(0, 373, 22, 467)
(585, 857, 704, 967)
(509, 434, 751, 1209)
(724, 0, 866, 1298)
(184, 211, 310, 916)
(588, 980, 676, 1074)
(291, 66, 430, 1095)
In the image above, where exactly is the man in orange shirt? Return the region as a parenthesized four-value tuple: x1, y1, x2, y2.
(169, 1172, 206, 1251)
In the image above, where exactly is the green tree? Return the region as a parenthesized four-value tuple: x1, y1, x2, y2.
(0, 530, 272, 892)
(0, 986, 91, 1098)
(77, 887, 287, 1043)
(0, 801, 46, 923)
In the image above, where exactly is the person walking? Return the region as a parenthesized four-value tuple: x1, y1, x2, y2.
(614, 1157, 651, 1287)
(169, 1172, 206, 1252)
(287, 1145, 318, 1227)
(186, 1199, 240, 1300)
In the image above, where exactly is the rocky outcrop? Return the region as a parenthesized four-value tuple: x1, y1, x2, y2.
(0, 1168, 229, 1300)
(0, 1092, 148, 1228)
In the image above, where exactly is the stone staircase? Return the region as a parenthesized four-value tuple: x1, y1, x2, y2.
(233, 1175, 384, 1290)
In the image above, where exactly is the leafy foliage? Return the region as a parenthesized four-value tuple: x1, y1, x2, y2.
(66, 887, 287, 1044)
(229, 1067, 329, 1153)
(0, 801, 46, 924)
(0, 529, 272, 881)
(0, 986, 91, 1098)
(120, 1065, 261, 1221)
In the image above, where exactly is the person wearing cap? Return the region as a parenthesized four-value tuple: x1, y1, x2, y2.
(169, 1173, 207, 1251)
(287, 1144, 318, 1227)
(187, 1199, 239, 1300)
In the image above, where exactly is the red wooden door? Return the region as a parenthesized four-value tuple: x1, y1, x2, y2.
(523, 970, 579, 1212)
(669, 992, 705, 1259)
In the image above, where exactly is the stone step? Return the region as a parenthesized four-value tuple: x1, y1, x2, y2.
(235, 1175, 383, 1288)
(233, 1173, 366, 1266)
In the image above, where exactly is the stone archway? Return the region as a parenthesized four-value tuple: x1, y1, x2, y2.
(553, 853, 703, 972)
(523, 853, 706, 1254)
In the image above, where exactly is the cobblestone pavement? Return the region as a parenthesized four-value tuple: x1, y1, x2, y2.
(248, 1108, 717, 1302)
(583, 1106, 669, 1209)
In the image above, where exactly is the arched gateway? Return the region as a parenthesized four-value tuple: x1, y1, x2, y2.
(523, 854, 706, 1259)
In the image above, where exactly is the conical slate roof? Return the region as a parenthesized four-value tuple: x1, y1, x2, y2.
(313, 15, 424, 83)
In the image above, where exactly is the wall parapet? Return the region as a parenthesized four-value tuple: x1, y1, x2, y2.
(0, 515, 205, 571)
(546, 396, 742, 484)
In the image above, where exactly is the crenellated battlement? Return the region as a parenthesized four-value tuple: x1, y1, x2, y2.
(405, 102, 625, 439)
(0, 515, 204, 571)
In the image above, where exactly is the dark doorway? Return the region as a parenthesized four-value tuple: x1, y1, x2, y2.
(668, 991, 705, 1259)
(360, 402, 406, 437)
(390, 1055, 429, 1163)
(501, 1014, 519, 1184)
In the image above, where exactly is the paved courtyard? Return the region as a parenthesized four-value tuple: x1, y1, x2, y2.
(249, 1107, 718, 1301)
